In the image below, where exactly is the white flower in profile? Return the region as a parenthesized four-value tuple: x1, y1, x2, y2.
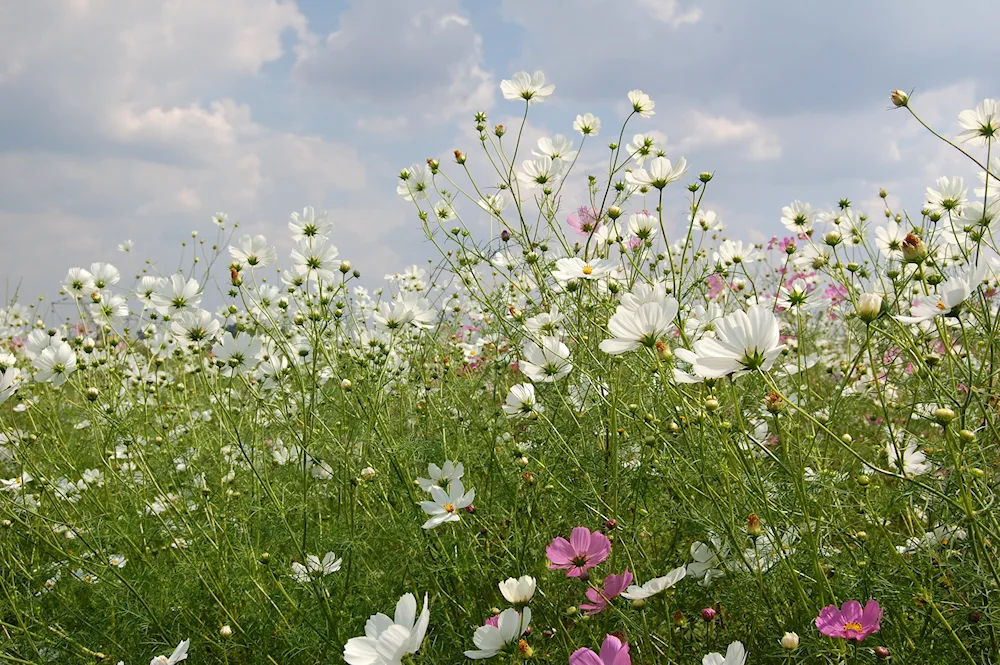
(925, 176, 967, 216)
(552, 257, 616, 282)
(775, 279, 814, 312)
(621, 566, 687, 600)
(702, 641, 746, 665)
(599, 300, 679, 355)
(874, 220, 906, 261)
(88, 290, 129, 328)
(519, 336, 572, 383)
(533, 135, 577, 162)
(502, 383, 542, 419)
(896, 262, 984, 324)
(397, 165, 433, 202)
(417, 461, 464, 492)
(89, 262, 120, 289)
(498, 575, 536, 605)
(149, 639, 189, 665)
(433, 200, 456, 221)
(524, 306, 565, 337)
(478, 192, 510, 215)
(625, 156, 687, 189)
(573, 113, 600, 136)
(694, 209, 725, 233)
(465, 607, 532, 659)
(687, 538, 727, 586)
(957, 98, 1000, 146)
(229, 234, 277, 268)
(627, 211, 657, 241)
(780, 201, 815, 233)
(690, 306, 784, 379)
(118, 239, 134, 253)
(627, 89, 655, 117)
(0, 367, 23, 405)
(344, 593, 430, 665)
(887, 438, 931, 477)
(975, 156, 1000, 198)
(151, 274, 202, 316)
(420, 480, 475, 529)
(500, 71, 554, 104)
(212, 212, 227, 226)
(714, 240, 759, 266)
(620, 281, 669, 312)
(517, 156, 564, 189)
(289, 206, 334, 239)
(291, 552, 343, 583)
(61, 267, 95, 299)
(32, 341, 76, 386)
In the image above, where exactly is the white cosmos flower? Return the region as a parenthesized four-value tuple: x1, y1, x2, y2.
(464, 607, 532, 659)
(290, 237, 341, 283)
(524, 306, 564, 337)
(229, 234, 277, 268)
(291, 551, 342, 582)
(61, 267, 95, 299)
(89, 262, 120, 289)
(517, 156, 564, 189)
(417, 461, 465, 492)
(344, 593, 430, 665)
(621, 566, 687, 600)
(573, 113, 600, 136)
(289, 206, 333, 240)
(397, 165, 433, 202)
(478, 192, 510, 215)
(625, 156, 687, 189)
(32, 342, 76, 386)
(533, 135, 577, 162)
(500, 71, 554, 104)
(88, 290, 129, 328)
(875, 220, 906, 261)
(420, 480, 475, 529)
(690, 306, 784, 379)
(702, 641, 746, 665)
(627, 211, 657, 240)
(957, 98, 1000, 146)
(925, 176, 967, 216)
(150, 274, 202, 316)
(212, 332, 262, 377)
(896, 262, 984, 324)
(687, 538, 727, 586)
(498, 575, 536, 605)
(887, 439, 931, 477)
(780, 200, 815, 233)
(552, 257, 616, 282)
(714, 240, 759, 266)
(149, 640, 189, 665)
(502, 383, 542, 419)
(518, 336, 572, 382)
(627, 89, 655, 117)
(169, 309, 221, 349)
(599, 300, 679, 355)
(0, 367, 23, 404)
(625, 133, 661, 167)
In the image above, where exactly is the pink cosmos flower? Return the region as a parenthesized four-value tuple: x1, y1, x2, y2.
(568, 207, 601, 236)
(706, 274, 726, 300)
(570, 634, 631, 665)
(546, 527, 611, 577)
(580, 568, 632, 615)
(815, 599, 882, 642)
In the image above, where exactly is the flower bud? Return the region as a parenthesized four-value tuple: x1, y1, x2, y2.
(765, 391, 784, 413)
(890, 89, 909, 107)
(607, 206, 622, 220)
(360, 466, 376, 481)
(933, 407, 955, 425)
(857, 293, 884, 323)
(902, 233, 928, 263)
(824, 231, 842, 247)
(494, 124, 506, 137)
(220, 625, 233, 638)
(874, 646, 890, 659)
(699, 172, 713, 182)
(454, 149, 466, 165)
(747, 513, 762, 537)
(701, 607, 716, 621)
(340, 379, 352, 391)
(339, 260, 352, 274)
(781, 632, 799, 650)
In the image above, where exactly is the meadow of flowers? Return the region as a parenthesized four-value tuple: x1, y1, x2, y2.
(2, 75, 1000, 664)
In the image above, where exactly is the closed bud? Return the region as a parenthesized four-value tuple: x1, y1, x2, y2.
(933, 407, 955, 424)
(824, 231, 842, 247)
(890, 89, 909, 107)
(902, 233, 928, 263)
(781, 632, 799, 650)
(701, 607, 716, 621)
(494, 124, 506, 137)
(426, 157, 439, 171)
(747, 513, 762, 536)
(86, 387, 100, 401)
(360, 466, 376, 481)
(454, 149, 466, 164)
(341, 379, 352, 391)
(874, 646, 889, 659)
(699, 172, 713, 182)
(857, 293, 884, 323)
(339, 260, 352, 274)
(607, 206, 622, 220)
(705, 397, 720, 411)
(655, 339, 672, 361)
(765, 391, 784, 413)
(220, 625, 233, 638)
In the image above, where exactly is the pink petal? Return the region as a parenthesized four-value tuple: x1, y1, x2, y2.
(569, 527, 592, 554)
(840, 600, 863, 624)
(570, 648, 603, 665)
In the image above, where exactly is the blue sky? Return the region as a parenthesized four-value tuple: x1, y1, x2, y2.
(2, 0, 998, 303)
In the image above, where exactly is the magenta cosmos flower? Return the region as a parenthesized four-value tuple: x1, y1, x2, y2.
(546, 527, 611, 577)
(570, 634, 631, 665)
(580, 568, 632, 615)
(815, 599, 882, 642)
(567, 206, 601, 236)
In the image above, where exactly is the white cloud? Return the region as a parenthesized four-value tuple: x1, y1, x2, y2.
(636, 0, 702, 27)
(676, 112, 782, 161)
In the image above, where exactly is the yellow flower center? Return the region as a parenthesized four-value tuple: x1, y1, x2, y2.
(582, 265, 593, 275)
(843, 621, 863, 633)
(443, 503, 456, 513)
(936, 301, 947, 310)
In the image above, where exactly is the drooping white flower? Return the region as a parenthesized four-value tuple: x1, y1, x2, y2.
(886, 438, 931, 477)
(498, 575, 536, 605)
(687, 538, 727, 586)
(621, 566, 687, 600)
(500, 71, 555, 104)
(0, 367, 22, 404)
(464, 607, 532, 659)
(690, 306, 784, 378)
(896, 262, 984, 324)
(344, 593, 430, 665)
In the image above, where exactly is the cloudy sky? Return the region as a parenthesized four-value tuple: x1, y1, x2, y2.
(2, 0, 998, 304)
